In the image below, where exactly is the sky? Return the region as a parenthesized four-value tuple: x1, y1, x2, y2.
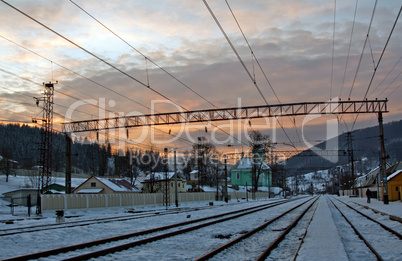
(0, 0, 401, 155)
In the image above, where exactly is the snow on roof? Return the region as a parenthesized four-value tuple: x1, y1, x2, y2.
(77, 188, 103, 194)
(143, 172, 178, 181)
(387, 170, 402, 181)
(234, 157, 270, 170)
(96, 177, 140, 192)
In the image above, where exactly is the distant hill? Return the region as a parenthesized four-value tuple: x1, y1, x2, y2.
(284, 120, 402, 175)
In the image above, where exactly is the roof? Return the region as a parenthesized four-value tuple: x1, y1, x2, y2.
(75, 176, 140, 193)
(387, 162, 402, 175)
(96, 177, 140, 192)
(77, 188, 104, 194)
(3, 188, 39, 195)
(387, 170, 402, 182)
(233, 157, 270, 170)
(142, 172, 185, 182)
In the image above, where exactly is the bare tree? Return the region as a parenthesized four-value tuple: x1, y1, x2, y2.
(192, 137, 216, 189)
(248, 130, 274, 195)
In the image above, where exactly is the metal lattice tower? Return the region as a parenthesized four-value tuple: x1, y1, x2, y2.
(34, 82, 56, 194)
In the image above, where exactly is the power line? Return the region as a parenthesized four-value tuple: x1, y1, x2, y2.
(363, 6, 402, 100)
(69, 0, 217, 111)
(330, 0, 337, 100)
(348, 0, 378, 99)
(0, 0, 185, 111)
(339, 0, 359, 99)
(203, 0, 268, 105)
(368, 55, 402, 97)
(0, 36, 201, 149)
(204, 0, 299, 152)
(351, 5, 401, 131)
(67, 1, 250, 149)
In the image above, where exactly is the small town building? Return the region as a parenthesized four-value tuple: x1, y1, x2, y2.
(73, 176, 140, 194)
(386, 162, 402, 201)
(2, 188, 39, 206)
(230, 156, 271, 188)
(141, 172, 187, 193)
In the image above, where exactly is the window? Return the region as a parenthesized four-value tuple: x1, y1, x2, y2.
(183, 184, 185, 188)
(236, 172, 240, 180)
(91, 182, 96, 187)
(171, 183, 173, 187)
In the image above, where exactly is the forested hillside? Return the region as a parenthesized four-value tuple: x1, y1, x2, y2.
(0, 124, 165, 177)
(285, 120, 402, 175)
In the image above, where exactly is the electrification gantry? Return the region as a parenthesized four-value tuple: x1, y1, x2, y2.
(62, 99, 388, 133)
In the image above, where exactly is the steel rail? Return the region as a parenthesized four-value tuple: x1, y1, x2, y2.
(0, 207, 214, 237)
(328, 197, 384, 261)
(333, 197, 402, 239)
(3, 198, 301, 261)
(256, 197, 319, 260)
(195, 196, 318, 261)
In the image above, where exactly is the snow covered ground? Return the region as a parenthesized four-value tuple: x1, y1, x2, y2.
(1, 174, 401, 260)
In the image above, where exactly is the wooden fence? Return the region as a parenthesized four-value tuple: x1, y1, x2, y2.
(41, 191, 271, 212)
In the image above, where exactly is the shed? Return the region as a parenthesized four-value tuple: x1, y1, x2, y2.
(73, 176, 140, 194)
(2, 188, 39, 206)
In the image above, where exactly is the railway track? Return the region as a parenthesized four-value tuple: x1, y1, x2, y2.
(327, 196, 402, 261)
(3, 197, 305, 260)
(196, 196, 319, 261)
(0, 204, 230, 237)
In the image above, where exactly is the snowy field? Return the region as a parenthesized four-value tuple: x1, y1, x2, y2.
(1, 174, 401, 260)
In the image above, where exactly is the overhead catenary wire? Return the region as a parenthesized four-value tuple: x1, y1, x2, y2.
(330, 0, 337, 100)
(0, 34, 150, 111)
(69, 0, 217, 111)
(0, 33, 200, 148)
(339, 0, 359, 99)
(0, 0, 186, 112)
(224, 0, 303, 151)
(351, 5, 401, 131)
(368, 55, 402, 97)
(362, 6, 402, 100)
(205, 0, 299, 151)
(68, 0, 249, 148)
(348, 0, 378, 99)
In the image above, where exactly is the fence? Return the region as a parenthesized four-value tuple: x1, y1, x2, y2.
(0, 195, 34, 216)
(41, 191, 271, 212)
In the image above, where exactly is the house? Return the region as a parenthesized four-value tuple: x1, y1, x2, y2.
(384, 162, 402, 201)
(141, 172, 187, 193)
(387, 169, 402, 201)
(355, 166, 383, 198)
(230, 156, 271, 188)
(356, 162, 402, 200)
(73, 176, 140, 194)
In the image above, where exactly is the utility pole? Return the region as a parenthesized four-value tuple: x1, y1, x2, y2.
(163, 148, 170, 209)
(174, 150, 178, 207)
(378, 112, 389, 204)
(65, 134, 72, 194)
(346, 132, 355, 195)
(224, 159, 228, 203)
